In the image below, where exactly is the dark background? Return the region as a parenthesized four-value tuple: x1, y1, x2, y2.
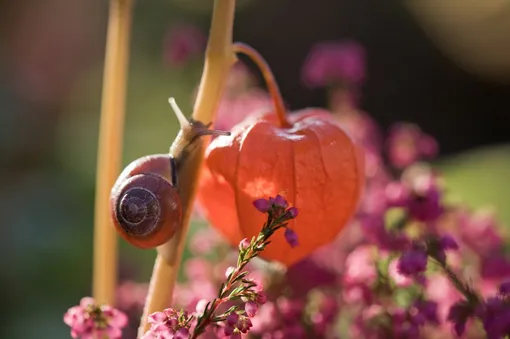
(234, 0, 510, 155)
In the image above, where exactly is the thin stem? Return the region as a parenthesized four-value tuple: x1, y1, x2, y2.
(92, 0, 133, 305)
(233, 43, 290, 128)
(137, 0, 236, 336)
(434, 259, 481, 304)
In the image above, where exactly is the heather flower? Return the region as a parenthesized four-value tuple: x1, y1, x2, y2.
(413, 300, 439, 325)
(253, 195, 299, 224)
(301, 41, 366, 88)
(63, 297, 128, 339)
(116, 281, 148, 312)
(284, 258, 338, 295)
(185, 258, 212, 281)
(189, 228, 221, 256)
(307, 291, 340, 337)
(360, 215, 409, 251)
(398, 246, 428, 277)
(271, 194, 288, 208)
(224, 313, 253, 336)
(343, 245, 377, 286)
(143, 308, 191, 339)
(426, 234, 459, 264)
(174, 328, 190, 339)
(457, 208, 503, 253)
(386, 123, 438, 169)
(343, 283, 374, 305)
(255, 291, 267, 305)
(286, 206, 299, 218)
(447, 301, 474, 336)
(239, 238, 251, 250)
(163, 24, 206, 67)
(480, 252, 510, 279)
(477, 296, 510, 339)
(277, 297, 305, 322)
(407, 173, 443, 222)
(284, 228, 299, 247)
(499, 281, 510, 294)
(278, 323, 308, 338)
(245, 301, 258, 317)
(385, 181, 410, 208)
(388, 259, 413, 287)
(438, 234, 459, 251)
(249, 302, 280, 334)
(253, 198, 271, 213)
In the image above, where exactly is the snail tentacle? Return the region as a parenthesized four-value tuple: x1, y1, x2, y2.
(168, 97, 191, 130)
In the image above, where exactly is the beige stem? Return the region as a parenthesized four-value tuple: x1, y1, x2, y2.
(137, 0, 236, 336)
(92, 0, 133, 305)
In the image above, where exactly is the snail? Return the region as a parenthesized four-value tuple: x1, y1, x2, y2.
(110, 98, 230, 249)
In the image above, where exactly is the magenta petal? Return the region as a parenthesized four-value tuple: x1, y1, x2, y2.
(253, 198, 271, 213)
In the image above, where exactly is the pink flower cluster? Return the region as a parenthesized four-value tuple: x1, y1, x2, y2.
(63, 297, 128, 339)
(142, 309, 191, 339)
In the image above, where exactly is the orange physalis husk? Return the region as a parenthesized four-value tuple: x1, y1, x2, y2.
(196, 43, 365, 267)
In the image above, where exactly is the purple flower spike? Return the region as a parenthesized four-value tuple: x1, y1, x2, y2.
(398, 248, 428, 276)
(284, 228, 299, 248)
(272, 194, 288, 208)
(287, 207, 299, 219)
(414, 300, 439, 324)
(163, 24, 206, 67)
(500, 280, 510, 295)
(447, 301, 473, 337)
(253, 198, 271, 213)
(301, 41, 366, 88)
(174, 327, 190, 339)
(226, 313, 239, 325)
(439, 234, 459, 251)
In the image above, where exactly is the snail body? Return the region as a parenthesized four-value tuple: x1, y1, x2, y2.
(110, 98, 229, 249)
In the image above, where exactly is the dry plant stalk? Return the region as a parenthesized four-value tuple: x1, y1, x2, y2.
(93, 0, 133, 305)
(137, 0, 237, 336)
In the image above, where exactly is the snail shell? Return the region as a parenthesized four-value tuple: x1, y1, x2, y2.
(110, 154, 182, 249)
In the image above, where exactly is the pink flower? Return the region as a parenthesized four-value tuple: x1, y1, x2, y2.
(302, 41, 366, 88)
(406, 172, 444, 222)
(143, 308, 191, 339)
(457, 208, 503, 253)
(388, 259, 413, 287)
(253, 198, 271, 213)
(250, 302, 280, 334)
(245, 301, 258, 318)
(184, 258, 212, 281)
(386, 123, 439, 169)
(480, 252, 510, 279)
(239, 238, 251, 250)
(163, 24, 206, 67)
(224, 313, 253, 337)
(284, 228, 299, 248)
(116, 281, 148, 311)
(343, 245, 377, 286)
(426, 275, 461, 322)
(63, 297, 128, 339)
(189, 228, 221, 255)
(397, 247, 428, 276)
(276, 297, 305, 321)
(385, 181, 410, 208)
